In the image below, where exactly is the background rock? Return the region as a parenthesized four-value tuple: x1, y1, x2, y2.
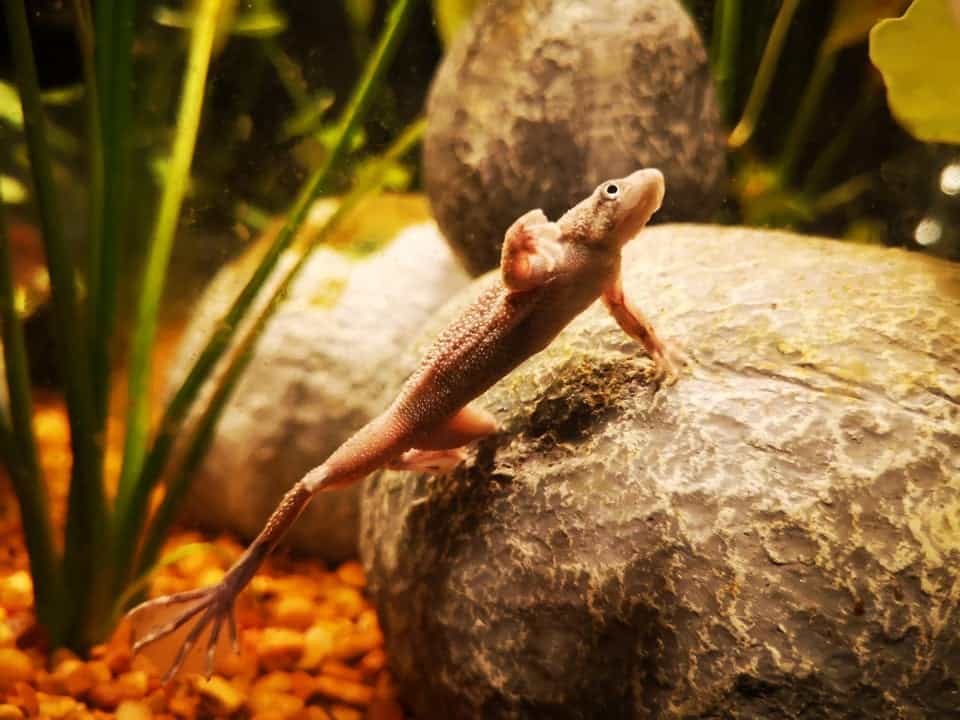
(423, 0, 726, 275)
(170, 213, 469, 562)
(360, 225, 960, 719)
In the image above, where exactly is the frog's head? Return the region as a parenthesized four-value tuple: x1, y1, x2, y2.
(559, 168, 665, 248)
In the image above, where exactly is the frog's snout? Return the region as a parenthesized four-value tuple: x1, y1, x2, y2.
(626, 168, 665, 215)
(612, 168, 666, 245)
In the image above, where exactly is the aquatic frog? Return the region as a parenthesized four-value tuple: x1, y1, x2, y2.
(128, 167, 685, 679)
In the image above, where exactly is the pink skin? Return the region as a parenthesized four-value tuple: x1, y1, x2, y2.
(125, 168, 684, 681)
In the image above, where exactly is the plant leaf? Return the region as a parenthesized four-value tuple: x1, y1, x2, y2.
(39, 85, 85, 106)
(154, 5, 287, 37)
(344, 0, 375, 34)
(282, 89, 335, 139)
(870, 0, 960, 144)
(432, 0, 478, 46)
(0, 82, 23, 127)
(824, 0, 909, 54)
(0, 176, 27, 204)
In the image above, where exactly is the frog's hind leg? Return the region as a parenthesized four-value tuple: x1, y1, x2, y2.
(389, 403, 498, 474)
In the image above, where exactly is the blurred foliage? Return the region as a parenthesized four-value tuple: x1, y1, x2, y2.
(0, 0, 425, 651)
(0, 0, 442, 301)
(431, 0, 478, 46)
(870, 0, 960, 145)
(686, 0, 959, 259)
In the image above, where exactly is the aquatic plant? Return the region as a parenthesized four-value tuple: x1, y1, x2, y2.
(869, 0, 960, 145)
(703, 0, 911, 229)
(0, 0, 420, 651)
(682, 0, 915, 237)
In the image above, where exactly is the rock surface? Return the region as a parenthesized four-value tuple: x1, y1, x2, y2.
(360, 225, 960, 719)
(423, 0, 725, 275)
(170, 215, 469, 561)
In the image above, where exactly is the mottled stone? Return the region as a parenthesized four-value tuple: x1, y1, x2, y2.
(423, 0, 725, 275)
(360, 225, 960, 719)
(170, 214, 469, 561)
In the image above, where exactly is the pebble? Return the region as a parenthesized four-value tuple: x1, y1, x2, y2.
(194, 676, 245, 716)
(299, 623, 336, 670)
(311, 675, 375, 707)
(356, 609, 380, 633)
(9, 682, 37, 716)
(115, 700, 153, 720)
(256, 627, 304, 671)
(166, 686, 197, 717)
(328, 628, 383, 661)
(0, 623, 14, 648)
(335, 562, 366, 588)
(0, 648, 32, 689)
(325, 587, 364, 618)
(248, 688, 303, 716)
(328, 705, 363, 720)
(320, 660, 364, 683)
(50, 657, 96, 696)
(271, 594, 316, 630)
(0, 405, 404, 718)
(252, 671, 292, 694)
(36, 692, 81, 719)
(358, 648, 387, 677)
(88, 669, 151, 710)
(0, 573, 32, 611)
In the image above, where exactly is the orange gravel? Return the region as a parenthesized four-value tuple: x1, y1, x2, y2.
(0, 401, 408, 720)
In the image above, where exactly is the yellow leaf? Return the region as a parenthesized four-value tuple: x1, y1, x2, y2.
(870, 0, 960, 144)
(824, 0, 909, 53)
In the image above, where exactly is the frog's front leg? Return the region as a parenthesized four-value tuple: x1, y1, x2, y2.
(602, 275, 687, 385)
(500, 209, 566, 291)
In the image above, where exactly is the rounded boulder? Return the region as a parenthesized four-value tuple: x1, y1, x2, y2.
(169, 216, 469, 562)
(423, 0, 726, 274)
(361, 225, 960, 718)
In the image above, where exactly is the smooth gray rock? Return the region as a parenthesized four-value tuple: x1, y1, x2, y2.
(170, 220, 469, 562)
(423, 0, 725, 275)
(360, 225, 960, 719)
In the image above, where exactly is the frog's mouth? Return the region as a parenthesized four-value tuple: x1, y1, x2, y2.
(614, 168, 665, 245)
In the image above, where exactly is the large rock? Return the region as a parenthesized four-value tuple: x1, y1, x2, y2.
(360, 225, 960, 719)
(170, 208, 469, 562)
(423, 0, 725, 275)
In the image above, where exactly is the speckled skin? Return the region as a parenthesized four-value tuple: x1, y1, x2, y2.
(360, 225, 960, 719)
(127, 170, 671, 677)
(310, 169, 666, 490)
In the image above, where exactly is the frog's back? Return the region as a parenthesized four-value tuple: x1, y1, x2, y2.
(391, 260, 608, 433)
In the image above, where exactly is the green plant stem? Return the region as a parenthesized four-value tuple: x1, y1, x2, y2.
(89, 0, 136, 433)
(264, 39, 309, 107)
(710, 0, 740, 124)
(113, 0, 225, 590)
(0, 195, 64, 640)
(812, 173, 873, 215)
(804, 75, 881, 193)
(72, 0, 106, 437)
(776, 45, 837, 185)
(3, 0, 106, 648)
(728, 0, 800, 149)
(134, 118, 425, 581)
(114, 0, 421, 593)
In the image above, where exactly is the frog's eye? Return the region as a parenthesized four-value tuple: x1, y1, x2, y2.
(602, 183, 620, 200)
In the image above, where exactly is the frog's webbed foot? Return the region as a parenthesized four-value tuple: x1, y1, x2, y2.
(645, 337, 690, 387)
(127, 570, 243, 682)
